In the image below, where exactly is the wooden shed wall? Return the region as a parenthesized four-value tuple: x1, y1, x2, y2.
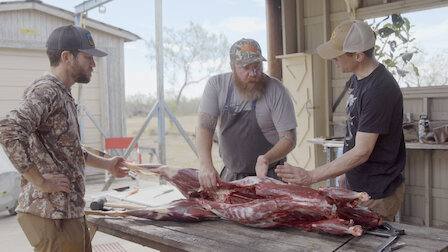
(0, 7, 128, 151)
(400, 87, 448, 228)
(278, 0, 448, 138)
(275, 0, 448, 228)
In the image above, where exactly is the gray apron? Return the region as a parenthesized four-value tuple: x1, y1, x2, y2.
(219, 83, 285, 181)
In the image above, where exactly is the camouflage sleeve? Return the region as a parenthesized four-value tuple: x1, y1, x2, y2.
(0, 84, 55, 174)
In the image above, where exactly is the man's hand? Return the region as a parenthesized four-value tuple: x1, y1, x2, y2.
(107, 156, 129, 178)
(38, 173, 71, 193)
(198, 165, 219, 192)
(255, 155, 269, 177)
(275, 162, 313, 186)
(22, 167, 71, 193)
(337, 174, 346, 188)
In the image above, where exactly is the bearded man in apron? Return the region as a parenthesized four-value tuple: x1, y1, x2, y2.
(196, 38, 297, 191)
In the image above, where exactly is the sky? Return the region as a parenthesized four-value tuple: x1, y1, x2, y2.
(5, 0, 448, 97)
(27, 0, 268, 99)
(406, 7, 448, 54)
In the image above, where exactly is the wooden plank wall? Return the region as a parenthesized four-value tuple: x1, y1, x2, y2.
(0, 8, 129, 152)
(401, 87, 448, 228)
(275, 0, 448, 228)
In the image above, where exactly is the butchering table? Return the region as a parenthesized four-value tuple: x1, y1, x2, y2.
(307, 138, 448, 227)
(87, 215, 448, 251)
(307, 138, 448, 187)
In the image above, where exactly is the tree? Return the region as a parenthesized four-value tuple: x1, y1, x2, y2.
(147, 22, 229, 105)
(406, 49, 448, 87)
(369, 14, 421, 87)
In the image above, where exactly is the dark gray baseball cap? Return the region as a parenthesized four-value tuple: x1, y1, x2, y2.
(46, 25, 107, 57)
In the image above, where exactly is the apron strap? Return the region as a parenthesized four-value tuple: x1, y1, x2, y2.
(224, 82, 257, 110)
(224, 83, 234, 109)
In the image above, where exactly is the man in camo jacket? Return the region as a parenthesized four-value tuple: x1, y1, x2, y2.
(0, 25, 129, 252)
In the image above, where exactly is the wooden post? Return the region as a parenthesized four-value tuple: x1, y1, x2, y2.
(296, 0, 305, 53)
(323, 0, 334, 136)
(266, 0, 283, 80)
(424, 150, 433, 226)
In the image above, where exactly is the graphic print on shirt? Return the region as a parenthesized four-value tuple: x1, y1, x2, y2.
(345, 90, 356, 147)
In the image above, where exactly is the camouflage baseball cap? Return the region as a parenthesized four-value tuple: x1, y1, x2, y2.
(230, 38, 266, 67)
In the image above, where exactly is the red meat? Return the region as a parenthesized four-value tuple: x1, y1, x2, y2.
(108, 165, 382, 236)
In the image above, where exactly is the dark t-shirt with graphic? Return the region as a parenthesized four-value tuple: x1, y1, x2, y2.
(343, 64, 405, 200)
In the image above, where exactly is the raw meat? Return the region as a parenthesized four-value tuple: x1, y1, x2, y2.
(319, 187, 370, 205)
(308, 219, 363, 236)
(336, 206, 382, 229)
(95, 165, 382, 236)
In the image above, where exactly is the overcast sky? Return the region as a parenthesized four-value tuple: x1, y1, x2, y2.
(30, 0, 266, 99)
(4, 1, 447, 97)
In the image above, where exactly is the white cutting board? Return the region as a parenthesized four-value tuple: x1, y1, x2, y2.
(107, 184, 185, 207)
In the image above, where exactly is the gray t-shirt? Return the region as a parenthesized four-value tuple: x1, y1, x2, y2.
(198, 72, 297, 144)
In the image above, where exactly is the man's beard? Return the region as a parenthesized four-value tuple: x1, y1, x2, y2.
(232, 73, 267, 102)
(70, 61, 91, 84)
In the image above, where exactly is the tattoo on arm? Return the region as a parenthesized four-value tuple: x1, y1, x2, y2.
(279, 129, 296, 147)
(198, 112, 217, 134)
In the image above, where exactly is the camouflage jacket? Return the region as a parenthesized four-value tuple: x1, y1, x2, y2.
(0, 73, 86, 219)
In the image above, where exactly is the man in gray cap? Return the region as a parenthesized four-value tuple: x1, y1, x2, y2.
(276, 20, 405, 221)
(196, 38, 297, 191)
(0, 25, 128, 251)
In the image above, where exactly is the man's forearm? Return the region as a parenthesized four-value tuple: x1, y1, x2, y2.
(21, 166, 45, 188)
(264, 139, 294, 164)
(196, 112, 217, 169)
(264, 129, 296, 163)
(84, 150, 110, 170)
(196, 127, 214, 168)
(310, 132, 378, 183)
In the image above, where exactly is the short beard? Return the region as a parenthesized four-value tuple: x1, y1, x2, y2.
(232, 72, 267, 102)
(70, 60, 91, 84)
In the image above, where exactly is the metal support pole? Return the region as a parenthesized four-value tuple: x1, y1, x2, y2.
(155, 0, 166, 165)
(102, 101, 159, 191)
(163, 103, 198, 157)
(325, 146, 336, 187)
(100, 0, 200, 190)
(73, 0, 113, 143)
(74, 0, 113, 15)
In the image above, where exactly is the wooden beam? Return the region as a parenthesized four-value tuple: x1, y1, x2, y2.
(424, 150, 433, 227)
(323, 0, 333, 136)
(423, 97, 431, 119)
(296, 0, 305, 53)
(266, 0, 283, 79)
(281, 0, 297, 54)
(296, 0, 448, 26)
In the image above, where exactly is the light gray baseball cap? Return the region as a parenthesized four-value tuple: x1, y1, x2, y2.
(317, 20, 375, 59)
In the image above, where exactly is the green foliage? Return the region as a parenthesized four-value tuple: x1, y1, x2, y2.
(369, 14, 421, 86)
(125, 94, 156, 117)
(165, 97, 201, 116)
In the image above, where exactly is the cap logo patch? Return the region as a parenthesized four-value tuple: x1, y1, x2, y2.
(86, 33, 95, 46)
(331, 31, 337, 39)
(241, 44, 258, 53)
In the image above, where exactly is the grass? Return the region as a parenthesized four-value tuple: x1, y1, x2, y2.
(126, 114, 223, 169)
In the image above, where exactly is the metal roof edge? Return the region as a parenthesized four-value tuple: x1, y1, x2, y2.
(0, 1, 141, 42)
